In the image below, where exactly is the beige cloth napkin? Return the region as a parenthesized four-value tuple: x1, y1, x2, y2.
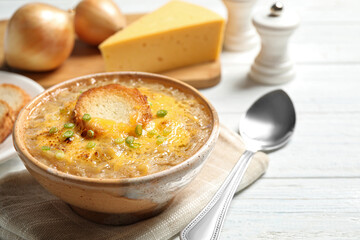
(0, 124, 268, 240)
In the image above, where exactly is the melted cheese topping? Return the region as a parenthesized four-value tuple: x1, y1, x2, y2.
(25, 80, 211, 179)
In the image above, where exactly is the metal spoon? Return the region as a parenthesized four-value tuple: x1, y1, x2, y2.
(180, 89, 296, 240)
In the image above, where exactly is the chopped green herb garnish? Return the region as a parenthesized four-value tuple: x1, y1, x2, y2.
(135, 125, 143, 136)
(41, 146, 51, 151)
(55, 150, 64, 159)
(49, 127, 58, 134)
(63, 130, 74, 138)
(125, 136, 134, 145)
(156, 135, 165, 145)
(64, 123, 75, 129)
(147, 129, 157, 136)
(156, 110, 168, 118)
(82, 114, 91, 121)
(129, 143, 141, 149)
(87, 130, 94, 138)
(86, 141, 96, 149)
(114, 138, 124, 144)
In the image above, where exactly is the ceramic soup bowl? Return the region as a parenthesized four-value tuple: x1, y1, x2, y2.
(13, 72, 219, 225)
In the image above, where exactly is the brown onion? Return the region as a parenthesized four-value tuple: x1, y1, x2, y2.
(4, 3, 75, 72)
(74, 0, 126, 46)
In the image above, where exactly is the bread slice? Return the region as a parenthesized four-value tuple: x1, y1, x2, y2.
(0, 100, 14, 143)
(74, 84, 152, 134)
(0, 84, 31, 117)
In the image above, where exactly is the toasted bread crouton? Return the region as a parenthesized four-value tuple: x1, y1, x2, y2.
(0, 100, 14, 143)
(74, 84, 152, 135)
(0, 84, 31, 117)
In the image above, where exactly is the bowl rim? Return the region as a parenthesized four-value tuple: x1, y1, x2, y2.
(14, 71, 219, 186)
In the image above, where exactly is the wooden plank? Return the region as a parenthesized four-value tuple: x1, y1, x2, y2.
(1, 0, 360, 24)
(220, 178, 360, 239)
(282, 0, 360, 23)
(199, 64, 360, 178)
(172, 178, 360, 239)
(221, 24, 360, 65)
(220, 112, 360, 178)
(200, 64, 360, 114)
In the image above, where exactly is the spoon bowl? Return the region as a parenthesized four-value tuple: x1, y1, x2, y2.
(240, 89, 296, 151)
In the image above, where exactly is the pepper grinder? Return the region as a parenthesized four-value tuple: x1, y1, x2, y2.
(222, 0, 258, 51)
(249, 2, 300, 84)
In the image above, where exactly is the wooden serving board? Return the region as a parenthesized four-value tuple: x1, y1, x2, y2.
(0, 14, 221, 89)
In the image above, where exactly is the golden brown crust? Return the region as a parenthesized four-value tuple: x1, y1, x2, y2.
(0, 100, 14, 143)
(0, 83, 31, 117)
(74, 84, 152, 134)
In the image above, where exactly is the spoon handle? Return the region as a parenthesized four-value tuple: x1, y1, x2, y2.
(180, 150, 255, 240)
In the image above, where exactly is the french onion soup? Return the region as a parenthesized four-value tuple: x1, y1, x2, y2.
(24, 78, 212, 179)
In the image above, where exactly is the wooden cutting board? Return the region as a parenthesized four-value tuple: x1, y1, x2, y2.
(0, 14, 221, 89)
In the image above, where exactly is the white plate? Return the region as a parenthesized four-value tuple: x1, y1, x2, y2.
(0, 71, 44, 165)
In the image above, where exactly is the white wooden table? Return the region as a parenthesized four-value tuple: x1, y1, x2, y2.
(1, 0, 360, 239)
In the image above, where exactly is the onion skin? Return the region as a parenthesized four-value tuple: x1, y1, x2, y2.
(4, 3, 75, 72)
(75, 0, 126, 46)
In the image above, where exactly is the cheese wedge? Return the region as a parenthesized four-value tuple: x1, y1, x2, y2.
(99, 0, 224, 73)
